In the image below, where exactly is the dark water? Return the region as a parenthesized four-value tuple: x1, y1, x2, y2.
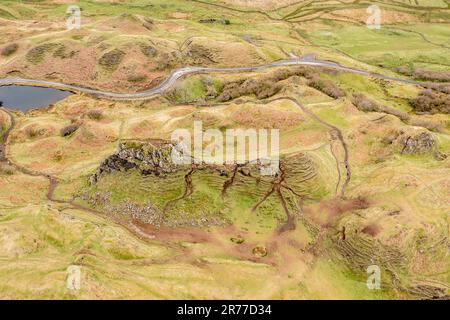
(0, 85, 72, 111)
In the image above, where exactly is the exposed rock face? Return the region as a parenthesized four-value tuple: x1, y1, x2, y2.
(90, 140, 181, 184)
(381, 128, 447, 160)
(398, 131, 436, 154)
(91, 139, 281, 185)
(394, 129, 447, 160)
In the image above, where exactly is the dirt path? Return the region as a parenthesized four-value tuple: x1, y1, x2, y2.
(268, 97, 351, 198)
(293, 98, 351, 197)
(221, 165, 238, 197)
(253, 96, 350, 198)
(275, 166, 297, 233)
(0, 108, 14, 162)
(329, 142, 342, 195)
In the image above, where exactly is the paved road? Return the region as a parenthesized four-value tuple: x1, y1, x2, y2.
(0, 57, 427, 100)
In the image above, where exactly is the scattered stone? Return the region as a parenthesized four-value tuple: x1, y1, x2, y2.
(230, 235, 245, 244)
(89, 191, 111, 207)
(252, 245, 268, 257)
(107, 200, 163, 226)
(199, 18, 230, 25)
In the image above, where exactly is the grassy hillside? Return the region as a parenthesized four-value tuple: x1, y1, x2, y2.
(0, 0, 449, 299)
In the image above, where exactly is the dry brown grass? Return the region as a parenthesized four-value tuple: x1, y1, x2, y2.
(305, 197, 370, 227)
(0, 163, 14, 175)
(307, 76, 346, 99)
(232, 106, 304, 129)
(1, 43, 18, 56)
(325, 8, 421, 24)
(222, 0, 300, 10)
(86, 109, 103, 121)
(60, 123, 80, 137)
(71, 123, 117, 146)
(398, 67, 450, 82)
(361, 223, 381, 237)
(410, 90, 450, 114)
(0, 111, 7, 129)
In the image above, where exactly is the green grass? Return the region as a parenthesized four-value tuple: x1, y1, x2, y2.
(326, 72, 415, 112)
(316, 107, 349, 129)
(303, 21, 450, 71)
(166, 77, 208, 103)
(86, 163, 312, 231)
(0, 123, 7, 143)
(107, 246, 142, 260)
(225, 174, 284, 233)
(89, 169, 187, 208)
(44, 0, 245, 23)
(1, 0, 449, 300)
(303, 257, 397, 299)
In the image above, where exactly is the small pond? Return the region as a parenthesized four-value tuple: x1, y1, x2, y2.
(0, 85, 72, 111)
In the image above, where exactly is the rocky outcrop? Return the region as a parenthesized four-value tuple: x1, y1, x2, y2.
(91, 139, 281, 185)
(391, 129, 447, 160)
(381, 128, 447, 160)
(398, 131, 435, 154)
(90, 140, 182, 184)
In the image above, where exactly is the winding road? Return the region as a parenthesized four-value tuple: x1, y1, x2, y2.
(0, 57, 428, 100)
